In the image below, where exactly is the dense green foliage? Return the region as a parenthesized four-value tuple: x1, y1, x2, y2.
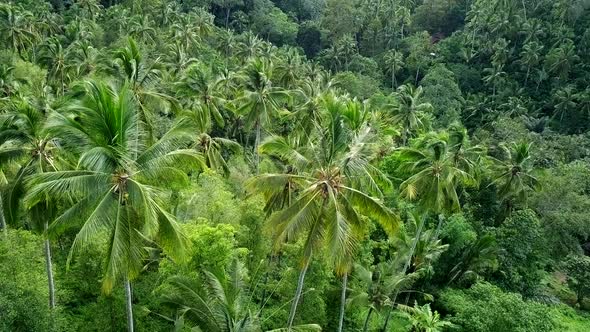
(1, 0, 590, 331)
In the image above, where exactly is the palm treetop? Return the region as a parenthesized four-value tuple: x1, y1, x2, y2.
(249, 93, 399, 270)
(489, 141, 539, 203)
(395, 131, 476, 214)
(24, 80, 203, 293)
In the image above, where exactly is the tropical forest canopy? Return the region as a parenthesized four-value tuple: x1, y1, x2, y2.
(2, 0, 590, 331)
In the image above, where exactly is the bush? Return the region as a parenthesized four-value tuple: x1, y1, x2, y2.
(0, 230, 51, 332)
(439, 282, 556, 332)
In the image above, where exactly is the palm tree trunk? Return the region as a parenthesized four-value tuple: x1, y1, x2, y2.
(0, 196, 6, 238)
(434, 214, 444, 239)
(254, 119, 261, 174)
(44, 222, 55, 309)
(337, 272, 348, 332)
(124, 278, 134, 332)
(524, 66, 530, 86)
(382, 215, 426, 331)
(363, 307, 374, 332)
(287, 259, 310, 330)
(225, 7, 231, 28)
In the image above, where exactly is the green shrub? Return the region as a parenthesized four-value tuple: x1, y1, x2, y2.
(440, 282, 556, 332)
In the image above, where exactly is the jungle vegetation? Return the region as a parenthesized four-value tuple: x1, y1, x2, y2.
(1, 0, 590, 331)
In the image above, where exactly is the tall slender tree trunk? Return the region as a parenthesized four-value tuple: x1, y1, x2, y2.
(287, 259, 310, 330)
(524, 66, 530, 87)
(337, 272, 348, 332)
(124, 278, 134, 332)
(225, 7, 231, 28)
(0, 195, 6, 238)
(382, 215, 426, 331)
(254, 119, 261, 174)
(44, 222, 55, 309)
(363, 307, 374, 332)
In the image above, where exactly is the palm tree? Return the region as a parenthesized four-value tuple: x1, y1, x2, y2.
(73, 0, 102, 20)
(383, 50, 404, 90)
(164, 42, 198, 76)
(25, 81, 199, 332)
(396, 135, 474, 215)
(447, 124, 485, 182)
(175, 109, 241, 176)
(544, 39, 579, 81)
(236, 32, 264, 61)
(39, 37, 68, 95)
(249, 94, 398, 329)
(398, 301, 455, 332)
(66, 39, 102, 80)
(482, 65, 507, 97)
(552, 85, 578, 123)
(489, 142, 539, 211)
(216, 28, 238, 59)
(276, 48, 304, 88)
(348, 260, 417, 332)
(160, 259, 256, 332)
(235, 59, 290, 172)
(381, 213, 448, 331)
(195, 134, 240, 176)
(0, 97, 59, 308)
(159, 259, 321, 332)
(387, 85, 433, 146)
(519, 41, 543, 86)
(519, 18, 544, 43)
(448, 234, 498, 284)
(128, 15, 157, 44)
(0, 64, 21, 97)
(112, 38, 178, 140)
(176, 63, 227, 131)
(0, 3, 39, 57)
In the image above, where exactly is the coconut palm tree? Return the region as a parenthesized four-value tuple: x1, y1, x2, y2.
(552, 85, 578, 123)
(381, 212, 447, 332)
(519, 41, 543, 86)
(39, 37, 68, 95)
(398, 301, 455, 332)
(249, 93, 398, 329)
(66, 39, 103, 80)
(276, 48, 304, 88)
(387, 85, 433, 146)
(176, 63, 228, 130)
(112, 38, 179, 140)
(235, 59, 290, 172)
(348, 260, 419, 332)
(447, 124, 486, 183)
(483, 65, 507, 97)
(160, 259, 256, 332)
(448, 234, 498, 284)
(74, 0, 102, 20)
(0, 97, 59, 308)
(25, 80, 200, 332)
(236, 32, 264, 62)
(489, 142, 539, 211)
(176, 107, 242, 176)
(544, 39, 579, 81)
(128, 15, 157, 44)
(0, 3, 39, 58)
(396, 134, 474, 215)
(159, 258, 321, 332)
(383, 50, 404, 90)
